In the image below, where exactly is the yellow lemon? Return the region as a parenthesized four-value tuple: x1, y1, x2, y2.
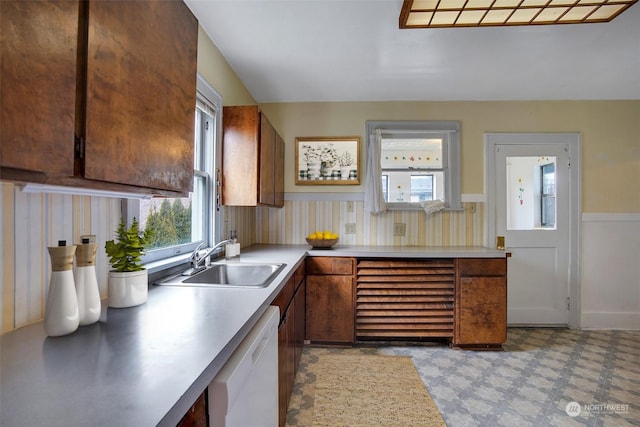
(331, 233, 339, 239)
(323, 232, 331, 240)
(308, 233, 317, 240)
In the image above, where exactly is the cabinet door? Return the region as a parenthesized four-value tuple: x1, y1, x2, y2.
(457, 276, 507, 345)
(176, 390, 207, 427)
(222, 106, 260, 206)
(83, 0, 197, 193)
(306, 275, 354, 343)
(1, 0, 78, 177)
(259, 115, 276, 205)
(293, 279, 306, 368)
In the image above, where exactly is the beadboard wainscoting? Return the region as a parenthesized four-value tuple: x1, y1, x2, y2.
(581, 213, 640, 330)
(1, 183, 121, 332)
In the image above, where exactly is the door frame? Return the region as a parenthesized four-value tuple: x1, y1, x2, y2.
(485, 133, 582, 328)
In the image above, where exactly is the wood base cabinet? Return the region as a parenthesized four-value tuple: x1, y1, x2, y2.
(176, 390, 207, 427)
(454, 258, 507, 349)
(272, 264, 305, 427)
(305, 257, 355, 344)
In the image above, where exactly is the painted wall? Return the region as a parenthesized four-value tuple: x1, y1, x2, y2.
(196, 26, 255, 107)
(260, 100, 640, 213)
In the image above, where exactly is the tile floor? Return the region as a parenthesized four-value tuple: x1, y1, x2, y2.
(286, 328, 640, 427)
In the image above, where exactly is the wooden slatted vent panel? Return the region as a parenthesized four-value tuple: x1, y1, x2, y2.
(356, 259, 455, 339)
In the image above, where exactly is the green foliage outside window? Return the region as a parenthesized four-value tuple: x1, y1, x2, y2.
(145, 199, 192, 249)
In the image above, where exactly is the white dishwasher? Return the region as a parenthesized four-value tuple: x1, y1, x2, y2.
(209, 306, 279, 427)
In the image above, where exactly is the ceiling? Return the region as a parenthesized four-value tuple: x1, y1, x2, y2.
(184, 0, 640, 103)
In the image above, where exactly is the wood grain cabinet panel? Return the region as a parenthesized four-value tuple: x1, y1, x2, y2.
(222, 106, 284, 207)
(454, 258, 508, 349)
(306, 257, 354, 275)
(1, 0, 79, 177)
(1, 0, 198, 196)
(305, 257, 355, 344)
(176, 390, 207, 427)
(84, 0, 197, 193)
(275, 263, 306, 427)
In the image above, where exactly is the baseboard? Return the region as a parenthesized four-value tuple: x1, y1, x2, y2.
(580, 312, 640, 330)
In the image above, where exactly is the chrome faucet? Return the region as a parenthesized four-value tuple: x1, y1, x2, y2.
(189, 239, 235, 273)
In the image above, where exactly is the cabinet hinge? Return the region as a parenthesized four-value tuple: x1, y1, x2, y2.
(567, 296, 570, 311)
(75, 135, 85, 159)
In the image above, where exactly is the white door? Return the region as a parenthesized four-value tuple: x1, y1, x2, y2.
(486, 133, 581, 327)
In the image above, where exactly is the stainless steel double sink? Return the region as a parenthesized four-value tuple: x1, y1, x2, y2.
(156, 261, 286, 289)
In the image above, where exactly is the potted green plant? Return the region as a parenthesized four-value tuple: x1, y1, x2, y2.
(105, 218, 153, 308)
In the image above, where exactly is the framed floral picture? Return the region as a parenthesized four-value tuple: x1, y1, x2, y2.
(295, 136, 360, 185)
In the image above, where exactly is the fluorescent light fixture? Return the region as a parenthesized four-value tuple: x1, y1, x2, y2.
(19, 183, 153, 199)
(400, 0, 637, 28)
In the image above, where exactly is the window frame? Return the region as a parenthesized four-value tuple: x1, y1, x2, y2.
(366, 120, 462, 211)
(124, 74, 223, 268)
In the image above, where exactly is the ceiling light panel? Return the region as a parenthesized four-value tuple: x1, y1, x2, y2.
(399, 0, 638, 27)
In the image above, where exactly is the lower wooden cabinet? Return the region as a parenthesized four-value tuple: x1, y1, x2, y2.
(454, 258, 507, 349)
(274, 264, 306, 427)
(305, 257, 355, 344)
(176, 390, 207, 427)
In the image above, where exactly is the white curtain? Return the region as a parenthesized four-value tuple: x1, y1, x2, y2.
(364, 129, 386, 214)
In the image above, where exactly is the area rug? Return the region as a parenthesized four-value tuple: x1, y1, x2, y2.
(309, 353, 446, 427)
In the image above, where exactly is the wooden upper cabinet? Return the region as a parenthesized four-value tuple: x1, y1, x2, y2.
(0, 0, 198, 196)
(84, 0, 196, 193)
(1, 0, 79, 177)
(222, 106, 284, 207)
(259, 117, 276, 205)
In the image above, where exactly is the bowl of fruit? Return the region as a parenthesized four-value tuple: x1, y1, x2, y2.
(306, 230, 339, 249)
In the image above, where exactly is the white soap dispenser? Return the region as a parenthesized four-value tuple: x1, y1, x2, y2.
(45, 240, 80, 337)
(225, 230, 241, 258)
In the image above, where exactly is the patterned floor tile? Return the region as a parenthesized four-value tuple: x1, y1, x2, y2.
(286, 328, 640, 427)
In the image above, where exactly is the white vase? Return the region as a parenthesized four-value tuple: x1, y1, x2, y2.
(75, 239, 101, 325)
(45, 243, 80, 337)
(307, 161, 321, 179)
(108, 270, 148, 308)
(340, 166, 351, 179)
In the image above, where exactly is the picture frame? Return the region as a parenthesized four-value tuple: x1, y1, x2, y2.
(295, 136, 360, 185)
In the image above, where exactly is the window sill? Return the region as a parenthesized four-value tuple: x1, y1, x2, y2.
(385, 202, 463, 212)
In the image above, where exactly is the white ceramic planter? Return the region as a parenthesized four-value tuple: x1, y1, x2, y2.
(108, 270, 148, 308)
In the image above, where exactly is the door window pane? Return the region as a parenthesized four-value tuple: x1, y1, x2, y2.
(506, 156, 556, 230)
(541, 163, 555, 227)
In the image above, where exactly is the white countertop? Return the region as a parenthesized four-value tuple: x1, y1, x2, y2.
(0, 244, 505, 426)
(308, 245, 507, 258)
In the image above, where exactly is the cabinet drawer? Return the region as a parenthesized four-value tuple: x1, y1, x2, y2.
(458, 258, 506, 276)
(306, 257, 354, 275)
